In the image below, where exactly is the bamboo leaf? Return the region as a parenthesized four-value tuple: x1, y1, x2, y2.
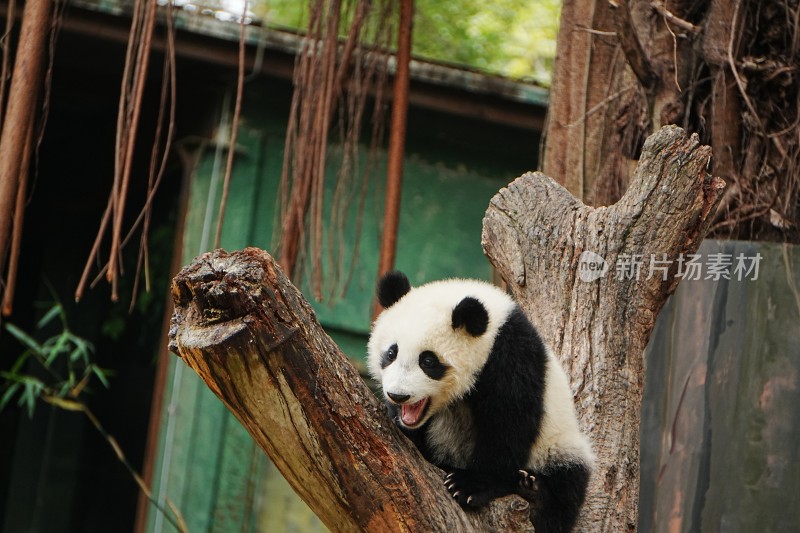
(91, 366, 110, 389)
(4, 323, 42, 355)
(8, 353, 29, 375)
(0, 383, 22, 411)
(20, 381, 39, 417)
(70, 343, 88, 363)
(58, 382, 72, 397)
(68, 336, 94, 364)
(44, 332, 72, 366)
(36, 304, 62, 329)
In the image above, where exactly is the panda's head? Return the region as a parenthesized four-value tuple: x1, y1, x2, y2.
(367, 271, 515, 429)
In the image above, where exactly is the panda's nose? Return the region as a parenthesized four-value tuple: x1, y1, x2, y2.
(387, 392, 410, 404)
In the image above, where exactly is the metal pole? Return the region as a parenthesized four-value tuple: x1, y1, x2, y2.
(377, 0, 413, 281)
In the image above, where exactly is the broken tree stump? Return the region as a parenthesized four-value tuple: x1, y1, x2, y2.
(168, 247, 535, 532)
(168, 125, 723, 532)
(482, 125, 725, 532)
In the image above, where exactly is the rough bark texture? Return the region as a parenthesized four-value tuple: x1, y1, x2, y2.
(169, 247, 535, 532)
(546, 0, 799, 241)
(482, 125, 725, 532)
(543, 0, 623, 202)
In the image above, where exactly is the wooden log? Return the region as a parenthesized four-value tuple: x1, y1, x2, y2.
(170, 125, 722, 531)
(169, 247, 535, 532)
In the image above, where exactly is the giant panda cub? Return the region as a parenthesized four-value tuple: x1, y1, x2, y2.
(367, 271, 594, 533)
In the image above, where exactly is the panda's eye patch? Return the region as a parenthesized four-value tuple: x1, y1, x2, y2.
(419, 352, 437, 368)
(419, 351, 446, 380)
(380, 344, 398, 368)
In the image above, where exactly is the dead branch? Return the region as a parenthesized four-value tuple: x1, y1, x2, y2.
(169, 126, 722, 532)
(169, 247, 536, 532)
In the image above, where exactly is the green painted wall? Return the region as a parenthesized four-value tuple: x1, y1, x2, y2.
(144, 79, 537, 532)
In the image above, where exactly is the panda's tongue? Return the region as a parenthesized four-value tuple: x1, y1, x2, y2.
(401, 398, 428, 426)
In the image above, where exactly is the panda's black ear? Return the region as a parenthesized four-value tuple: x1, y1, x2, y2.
(452, 297, 489, 337)
(377, 271, 411, 308)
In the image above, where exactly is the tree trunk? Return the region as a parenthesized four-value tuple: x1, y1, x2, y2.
(169, 126, 722, 531)
(482, 125, 725, 531)
(169, 247, 536, 532)
(546, 0, 799, 240)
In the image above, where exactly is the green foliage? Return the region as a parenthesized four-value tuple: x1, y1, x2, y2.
(413, 0, 560, 85)
(1, 302, 110, 417)
(257, 0, 307, 28)
(2, 303, 186, 530)
(260, 0, 561, 85)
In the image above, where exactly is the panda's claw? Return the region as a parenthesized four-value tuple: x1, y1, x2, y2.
(443, 469, 502, 509)
(517, 469, 538, 492)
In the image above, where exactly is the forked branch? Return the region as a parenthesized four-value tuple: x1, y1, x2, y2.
(169, 126, 722, 532)
(482, 125, 725, 531)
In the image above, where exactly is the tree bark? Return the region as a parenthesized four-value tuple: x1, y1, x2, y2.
(169, 126, 721, 532)
(543, 0, 622, 201)
(544, 0, 697, 205)
(482, 125, 725, 532)
(548, 0, 798, 240)
(169, 247, 535, 532)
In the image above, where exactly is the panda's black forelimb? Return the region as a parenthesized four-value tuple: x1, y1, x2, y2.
(450, 307, 546, 501)
(442, 467, 520, 508)
(442, 463, 588, 533)
(450, 308, 587, 532)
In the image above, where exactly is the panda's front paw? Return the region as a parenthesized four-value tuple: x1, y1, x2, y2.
(443, 469, 497, 509)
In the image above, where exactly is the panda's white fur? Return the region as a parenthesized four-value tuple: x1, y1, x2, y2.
(531, 348, 595, 469)
(368, 272, 594, 533)
(368, 278, 515, 424)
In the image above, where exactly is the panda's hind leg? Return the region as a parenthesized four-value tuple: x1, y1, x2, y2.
(520, 463, 591, 533)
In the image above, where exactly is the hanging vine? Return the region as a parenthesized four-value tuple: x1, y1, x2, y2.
(75, 0, 179, 304)
(0, 0, 53, 317)
(275, 0, 396, 301)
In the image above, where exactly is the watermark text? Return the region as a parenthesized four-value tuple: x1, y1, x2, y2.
(578, 252, 762, 282)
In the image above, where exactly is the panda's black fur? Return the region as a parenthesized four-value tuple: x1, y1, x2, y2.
(368, 271, 593, 533)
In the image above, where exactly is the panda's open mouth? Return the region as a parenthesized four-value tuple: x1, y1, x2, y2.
(400, 398, 429, 428)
